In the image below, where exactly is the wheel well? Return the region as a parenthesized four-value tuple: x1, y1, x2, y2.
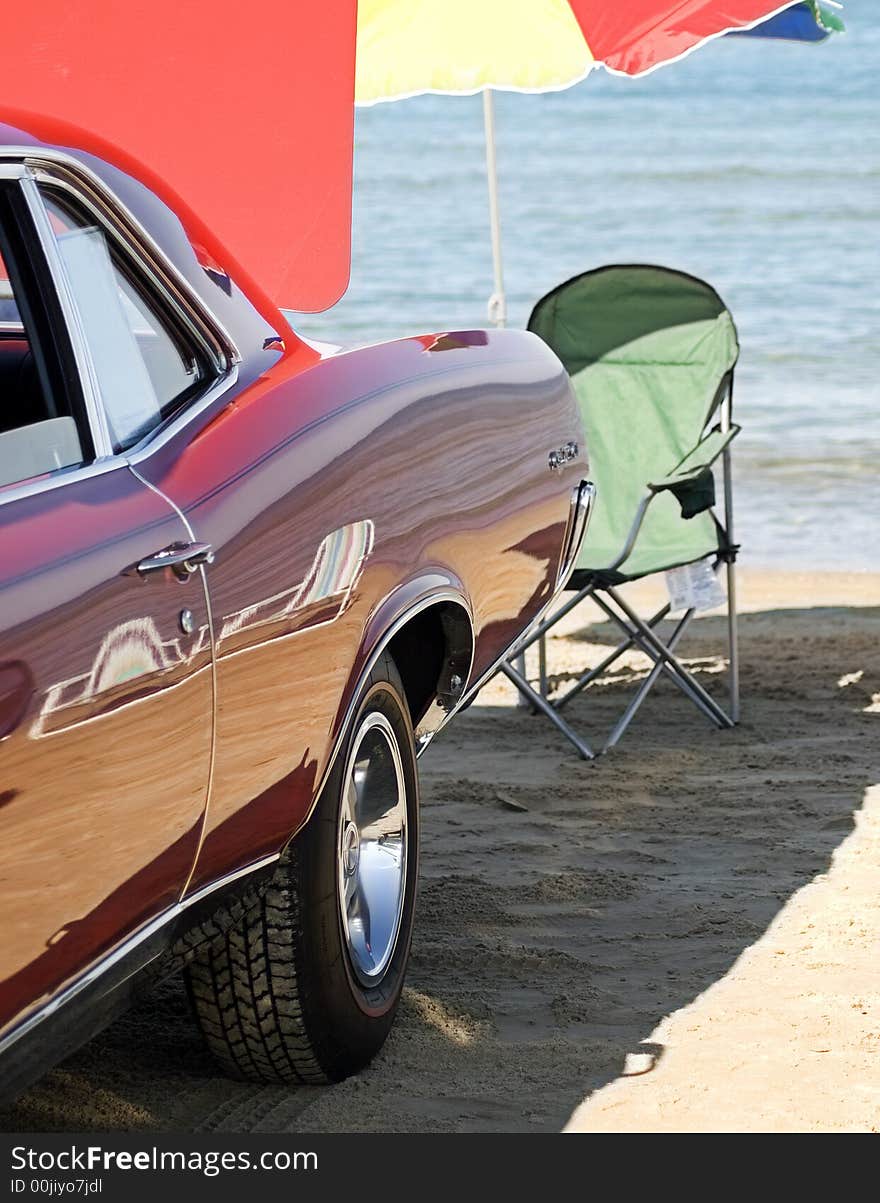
(387, 601, 473, 727)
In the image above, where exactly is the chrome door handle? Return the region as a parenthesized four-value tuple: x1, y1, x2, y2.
(135, 541, 214, 581)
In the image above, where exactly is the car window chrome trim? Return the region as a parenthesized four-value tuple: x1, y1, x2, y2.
(3, 160, 220, 501)
(0, 147, 240, 371)
(125, 363, 239, 462)
(0, 852, 280, 1058)
(0, 363, 240, 510)
(11, 156, 244, 474)
(20, 173, 115, 458)
(26, 165, 229, 378)
(24, 166, 237, 452)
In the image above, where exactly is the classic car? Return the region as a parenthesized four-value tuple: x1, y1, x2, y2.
(0, 111, 592, 1098)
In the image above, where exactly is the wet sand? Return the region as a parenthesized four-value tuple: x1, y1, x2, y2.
(2, 569, 878, 1133)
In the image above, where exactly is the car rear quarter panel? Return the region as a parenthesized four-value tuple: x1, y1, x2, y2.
(134, 328, 586, 894)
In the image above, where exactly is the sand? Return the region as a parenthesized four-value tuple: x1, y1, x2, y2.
(2, 568, 878, 1133)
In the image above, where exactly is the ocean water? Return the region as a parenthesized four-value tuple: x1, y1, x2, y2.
(296, 1, 879, 572)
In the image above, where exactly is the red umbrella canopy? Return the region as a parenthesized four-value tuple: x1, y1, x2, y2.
(1, 3, 840, 312)
(570, 1, 818, 75)
(0, 1, 357, 312)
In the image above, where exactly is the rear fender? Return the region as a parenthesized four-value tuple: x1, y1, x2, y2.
(288, 574, 473, 843)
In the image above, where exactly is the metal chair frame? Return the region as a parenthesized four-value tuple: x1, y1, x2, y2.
(503, 384, 739, 759)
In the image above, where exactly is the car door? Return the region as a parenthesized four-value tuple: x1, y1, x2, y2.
(0, 168, 213, 1038)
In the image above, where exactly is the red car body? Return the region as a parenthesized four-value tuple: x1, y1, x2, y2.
(0, 113, 589, 1096)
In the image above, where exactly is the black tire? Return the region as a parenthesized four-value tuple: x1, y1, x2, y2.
(186, 652, 419, 1083)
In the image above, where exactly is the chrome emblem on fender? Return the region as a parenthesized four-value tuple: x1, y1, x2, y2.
(548, 441, 579, 472)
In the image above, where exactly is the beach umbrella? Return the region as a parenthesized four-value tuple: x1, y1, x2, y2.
(356, 0, 845, 325)
(2, 2, 358, 311)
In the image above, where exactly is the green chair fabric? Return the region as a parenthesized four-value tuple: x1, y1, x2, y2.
(528, 265, 740, 582)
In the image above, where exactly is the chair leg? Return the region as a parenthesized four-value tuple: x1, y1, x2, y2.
(498, 567, 735, 757)
(594, 596, 726, 729)
(726, 557, 740, 724)
(554, 599, 672, 710)
(512, 585, 596, 657)
(603, 608, 694, 750)
(511, 651, 529, 709)
(538, 633, 548, 698)
(720, 400, 740, 725)
(499, 661, 595, 760)
(506, 584, 594, 710)
(601, 587, 730, 726)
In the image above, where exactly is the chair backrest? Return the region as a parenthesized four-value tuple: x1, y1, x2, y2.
(528, 265, 739, 581)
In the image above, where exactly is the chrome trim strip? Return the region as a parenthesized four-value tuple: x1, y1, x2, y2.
(0, 852, 279, 1057)
(0, 146, 240, 369)
(0, 455, 122, 509)
(556, 479, 596, 588)
(20, 173, 114, 458)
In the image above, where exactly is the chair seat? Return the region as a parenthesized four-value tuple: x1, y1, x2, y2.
(568, 540, 722, 590)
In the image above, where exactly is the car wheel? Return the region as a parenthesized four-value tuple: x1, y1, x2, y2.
(186, 651, 420, 1083)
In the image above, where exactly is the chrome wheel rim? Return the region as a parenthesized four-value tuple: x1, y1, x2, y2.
(337, 711, 407, 986)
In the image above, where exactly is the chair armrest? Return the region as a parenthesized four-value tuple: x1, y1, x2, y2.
(647, 424, 740, 519)
(606, 423, 741, 571)
(648, 424, 741, 493)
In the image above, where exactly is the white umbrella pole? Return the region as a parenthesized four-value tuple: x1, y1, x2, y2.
(482, 89, 507, 328)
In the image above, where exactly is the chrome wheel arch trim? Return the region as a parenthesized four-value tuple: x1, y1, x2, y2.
(291, 586, 476, 844)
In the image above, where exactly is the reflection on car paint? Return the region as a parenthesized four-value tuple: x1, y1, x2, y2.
(29, 616, 211, 739)
(218, 519, 374, 650)
(417, 331, 489, 354)
(28, 522, 374, 739)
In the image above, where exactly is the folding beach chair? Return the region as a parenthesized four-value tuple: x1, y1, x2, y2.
(502, 264, 741, 758)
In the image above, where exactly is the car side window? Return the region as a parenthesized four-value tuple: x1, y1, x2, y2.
(39, 189, 205, 452)
(0, 203, 85, 491)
